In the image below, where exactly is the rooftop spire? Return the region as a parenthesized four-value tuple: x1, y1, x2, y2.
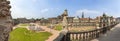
(103, 12, 106, 17)
(82, 12, 84, 18)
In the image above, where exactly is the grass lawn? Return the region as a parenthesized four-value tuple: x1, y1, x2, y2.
(54, 24, 63, 31)
(9, 28, 52, 41)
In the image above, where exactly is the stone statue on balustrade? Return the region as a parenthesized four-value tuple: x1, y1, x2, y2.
(62, 9, 68, 30)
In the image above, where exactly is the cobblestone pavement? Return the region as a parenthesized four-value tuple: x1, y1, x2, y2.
(91, 23, 120, 41)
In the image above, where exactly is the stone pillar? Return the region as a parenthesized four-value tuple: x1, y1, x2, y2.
(0, 0, 13, 41)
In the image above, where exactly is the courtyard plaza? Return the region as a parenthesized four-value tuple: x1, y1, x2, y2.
(10, 23, 52, 41)
(11, 23, 61, 41)
(11, 23, 97, 41)
(9, 28, 51, 41)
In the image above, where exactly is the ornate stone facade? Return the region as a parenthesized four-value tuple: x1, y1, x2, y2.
(0, 0, 12, 41)
(99, 13, 114, 27)
(116, 17, 120, 23)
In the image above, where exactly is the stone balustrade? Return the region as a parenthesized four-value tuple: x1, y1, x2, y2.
(54, 22, 118, 41)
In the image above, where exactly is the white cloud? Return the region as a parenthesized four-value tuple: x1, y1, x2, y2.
(40, 8, 49, 13)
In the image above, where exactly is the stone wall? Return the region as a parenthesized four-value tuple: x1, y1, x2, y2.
(0, 0, 13, 41)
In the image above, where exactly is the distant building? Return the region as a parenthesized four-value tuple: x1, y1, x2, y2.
(39, 10, 116, 28)
(40, 18, 49, 25)
(68, 12, 115, 28)
(48, 17, 59, 24)
(67, 17, 74, 24)
(71, 12, 97, 27)
(98, 13, 115, 27)
(116, 17, 120, 23)
(28, 18, 35, 23)
(13, 19, 19, 25)
(13, 18, 36, 25)
(16, 18, 29, 23)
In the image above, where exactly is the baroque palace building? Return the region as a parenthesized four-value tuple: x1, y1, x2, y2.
(0, 0, 13, 41)
(48, 9, 97, 26)
(48, 9, 74, 24)
(48, 9, 116, 29)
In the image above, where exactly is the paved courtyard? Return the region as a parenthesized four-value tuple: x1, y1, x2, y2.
(92, 23, 120, 41)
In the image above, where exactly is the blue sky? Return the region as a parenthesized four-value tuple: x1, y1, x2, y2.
(10, 0, 120, 19)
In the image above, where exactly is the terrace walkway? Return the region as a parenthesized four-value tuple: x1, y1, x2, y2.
(92, 23, 120, 41)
